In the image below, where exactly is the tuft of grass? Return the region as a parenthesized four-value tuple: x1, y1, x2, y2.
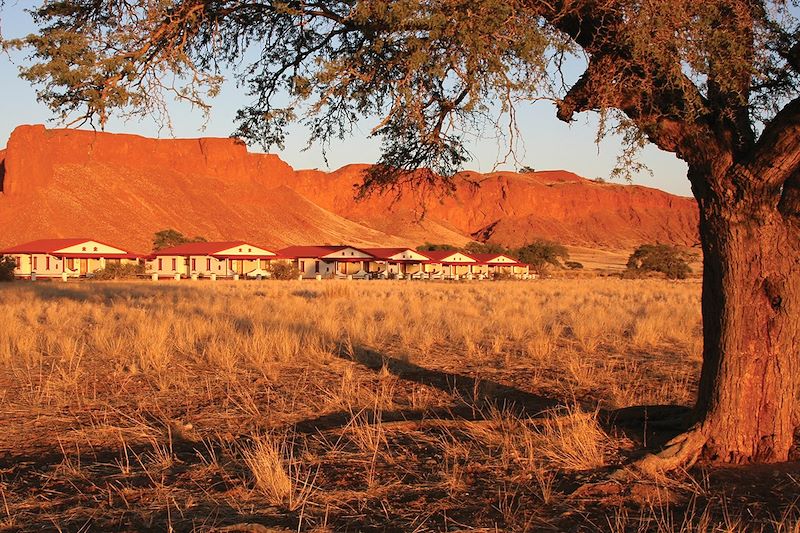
(536, 405, 612, 471)
(241, 434, 314, 511)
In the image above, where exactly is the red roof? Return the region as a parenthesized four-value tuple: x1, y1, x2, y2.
(212, 254, 287, 260)
(467, 253, 522, 265)
(153, 241, 275, 256)
(422, 250, 477, 263)
(0, 238, 141, 257)
(278, 245, 374, 259)
(361, 248, 431, 261)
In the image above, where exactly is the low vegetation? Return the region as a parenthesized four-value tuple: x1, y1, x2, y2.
(626, 244, 693, 280)
(91, 261, 146, 280)
(268, 261, 300, 280)
(1, 278, 793, 530)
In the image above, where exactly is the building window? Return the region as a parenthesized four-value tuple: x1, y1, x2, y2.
(33, 257, 38, 270)
(93, 247, 98, 251)
(206, 258, 211, 271)
(191, 258, 196, 271)
(299, 260, 305, 271)
(248, 248, 252, 252)
(315, 260, 320, 273)
(158, 258, 163, 270)
(14, 256, 20, 268)
(82, 247, 86, 251)
(171, 258, 176, 270)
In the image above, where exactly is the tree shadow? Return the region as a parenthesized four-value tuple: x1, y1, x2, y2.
(300, 343, 693, 452)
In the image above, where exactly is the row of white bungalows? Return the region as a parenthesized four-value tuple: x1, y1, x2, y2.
(0, 238, 141, 279)
(420, 251, 531, 279)
(0, 239, 532, 281)
(147, 241, 282, 279)
(278, 245, 531, 280)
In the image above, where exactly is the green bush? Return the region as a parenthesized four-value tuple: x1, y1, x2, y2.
(91, 261, 146, 280)
(152, 229, 207, 251)
(268, 261, 301, 280)
(464, 241, 513, 255)
(0, 256, 16, 282)
(417, 242, 459, 252)
(516, 240, 569, 275)
(626, 244, 691, 280)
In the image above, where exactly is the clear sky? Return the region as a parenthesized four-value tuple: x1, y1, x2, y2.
(0, 2, 692, 197)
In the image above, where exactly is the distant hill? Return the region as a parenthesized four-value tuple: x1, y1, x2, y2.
(0, 125, 698, 253)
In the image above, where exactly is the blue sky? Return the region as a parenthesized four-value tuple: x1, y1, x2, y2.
(0, 2, 692, 197)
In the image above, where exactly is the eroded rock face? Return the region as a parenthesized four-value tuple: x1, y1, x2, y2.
(0, 125, 698, 251)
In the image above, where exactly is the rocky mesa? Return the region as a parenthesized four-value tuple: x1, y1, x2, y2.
(0, 124, 698, 253)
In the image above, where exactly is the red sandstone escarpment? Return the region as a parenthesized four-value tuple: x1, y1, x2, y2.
(0, 125, 699, 252)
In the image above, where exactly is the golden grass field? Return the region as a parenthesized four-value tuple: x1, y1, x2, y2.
(1, 279, 798, 532)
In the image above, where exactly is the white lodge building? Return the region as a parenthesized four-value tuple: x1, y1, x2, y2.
(278, 245, 375, 279)
(0, 238, 141, 279)
(422, 250, 479, 279)
(467, 253, 531, 277)
(362, 248, 431, 278)
(148, 241, 279, 279)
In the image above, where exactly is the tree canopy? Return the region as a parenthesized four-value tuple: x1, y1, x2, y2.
(626, 243, 693, 280)
(7, 1, 799, 205)
(517, 240, 569, 274)
(152, 229, 206, 251)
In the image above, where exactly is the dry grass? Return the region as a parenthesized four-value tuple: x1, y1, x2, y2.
(1, 277, 791, 531)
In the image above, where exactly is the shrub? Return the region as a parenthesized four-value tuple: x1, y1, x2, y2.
(0, 256, 16, 281)
(492, 271, 515, 280)
(91, 261, 145, 280)
(417, 242, 458, 252)
(464, 241, 512, 255)
(152, 229, 207, 251)
(516, 240, 569, 275)
(518, 165, 536, 174)
(564, 261, 584, 269)
(269, 261, 301, 280)
(626, 244, 691, 280)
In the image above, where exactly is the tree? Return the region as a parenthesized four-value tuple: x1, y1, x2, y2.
(627, 244, 692, 280)
(91, 261, 146, 280)
(10, 1, 800, 464)
(0, 256, 16, 282)
(416, 243, 459, 252)
(463, 241, 511, 255)
(516, 240, 569, 275)
(268, 261, 301, 280)
(152, 229, 206, 251)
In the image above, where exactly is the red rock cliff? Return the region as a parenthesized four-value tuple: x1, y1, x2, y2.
(0, 125, 698, 252)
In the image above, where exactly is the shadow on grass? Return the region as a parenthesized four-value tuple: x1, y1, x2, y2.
(299, 344, 693, 452)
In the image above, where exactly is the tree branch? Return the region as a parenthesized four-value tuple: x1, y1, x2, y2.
(749, 96, 800, 188)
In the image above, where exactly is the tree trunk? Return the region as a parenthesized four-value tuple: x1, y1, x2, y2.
(693, 170, 800, 463)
